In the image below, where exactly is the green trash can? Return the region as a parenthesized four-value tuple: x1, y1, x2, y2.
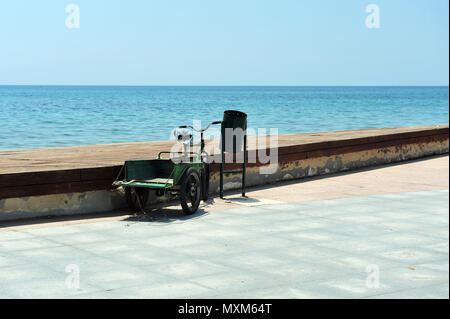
(221, 110, 247, 154)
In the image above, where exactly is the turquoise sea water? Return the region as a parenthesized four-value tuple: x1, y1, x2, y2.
(0, 86, 448, 150)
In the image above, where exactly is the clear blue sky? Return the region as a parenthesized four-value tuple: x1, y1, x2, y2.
(0, 0, 448, 85)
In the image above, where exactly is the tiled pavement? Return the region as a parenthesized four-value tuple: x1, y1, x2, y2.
(0, 189, 448, 298)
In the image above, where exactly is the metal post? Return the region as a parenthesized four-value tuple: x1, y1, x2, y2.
(220, 132, 225, 199)
(242, 133, 246, 197)
(200, 132, 204, 163)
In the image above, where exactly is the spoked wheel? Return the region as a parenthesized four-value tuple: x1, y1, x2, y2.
(125, 187, 149, 213)
(179, 168, 201, 215)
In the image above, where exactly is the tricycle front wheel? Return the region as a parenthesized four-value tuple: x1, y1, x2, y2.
(125, 187, 149, 213)
(179, 167, 201, 215)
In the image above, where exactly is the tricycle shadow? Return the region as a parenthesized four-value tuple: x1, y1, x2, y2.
(121, 199, 216, 224)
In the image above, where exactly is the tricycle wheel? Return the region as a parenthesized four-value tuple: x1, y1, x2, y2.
(180, 167, 201, 215)
(125, 187, 149, 213)
(201, 162, 209, 201)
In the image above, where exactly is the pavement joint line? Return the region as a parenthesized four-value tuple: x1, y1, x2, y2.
(362, 281, 450, 299)
(310, 218, 448, 243)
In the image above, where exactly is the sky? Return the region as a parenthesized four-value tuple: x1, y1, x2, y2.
(0, 0, 448, 86)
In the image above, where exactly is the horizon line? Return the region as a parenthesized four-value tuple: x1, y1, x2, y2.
(0, 84, 449, 87)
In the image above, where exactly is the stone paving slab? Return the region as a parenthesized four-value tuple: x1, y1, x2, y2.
(0, 189, 448, 299)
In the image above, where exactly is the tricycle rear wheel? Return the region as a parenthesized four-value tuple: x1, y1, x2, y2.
(125, 187, 149, 213)
(180, 167, 201, 215)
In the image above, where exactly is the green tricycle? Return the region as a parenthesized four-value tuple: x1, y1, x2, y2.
(113, 110, 247, 215)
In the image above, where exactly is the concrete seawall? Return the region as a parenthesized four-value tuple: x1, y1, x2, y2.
(0, 125, 448, 221)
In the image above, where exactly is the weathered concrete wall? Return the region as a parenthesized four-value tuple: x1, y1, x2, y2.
(0, 190, 125, 221)
(0, 136, 447, 222)
(209, 138, 449, 192)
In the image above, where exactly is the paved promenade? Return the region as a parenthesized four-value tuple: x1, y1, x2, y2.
(0, 156, 448, 298)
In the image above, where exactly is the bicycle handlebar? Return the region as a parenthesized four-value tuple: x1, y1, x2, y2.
(179, 121, 222, 132)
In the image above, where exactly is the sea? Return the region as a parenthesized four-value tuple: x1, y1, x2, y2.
(0, 86, 448, 150)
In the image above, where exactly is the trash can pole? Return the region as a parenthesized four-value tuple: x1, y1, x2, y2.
(220, 132, 225, 199)
(242, 132, 247, 197)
